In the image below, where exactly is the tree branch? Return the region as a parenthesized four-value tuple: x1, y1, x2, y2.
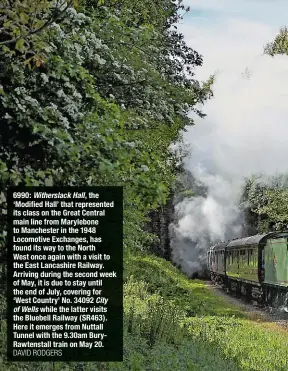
(0, 0, 73, 46)
(99, 79, 148, 87)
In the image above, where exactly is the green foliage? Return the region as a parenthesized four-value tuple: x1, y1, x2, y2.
(83, 0, 190, 32)
(243, 175, 288, 232)
(2, 2, 286, 371)
(1, 250, 288, 370)
(0, 1, 211, 247)
(124, 252, 245, 317)
(256, 188, 288, 229)
(178, 189, 195, 198)
(0, 0, 74, 66)
(0, 2, 210, 257)
(0, 1, 215, 370)
(124, 276, 185, 347)
(186, 316, 288, 371)
(122, 252, 288, 371)
(264, 26, 288, 56)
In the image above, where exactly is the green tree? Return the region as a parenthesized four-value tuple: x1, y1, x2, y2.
(243, 175, 288, 233)
(264, 26, 288, 56)
(0, 1, 213, 369)
(0, 0, 74, 66)
(0, 1, 212, 251)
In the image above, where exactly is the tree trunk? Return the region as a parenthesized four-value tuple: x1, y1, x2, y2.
(147, 194, 174, 260)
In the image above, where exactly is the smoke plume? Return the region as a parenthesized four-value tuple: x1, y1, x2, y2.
(170, 54, 288, 276)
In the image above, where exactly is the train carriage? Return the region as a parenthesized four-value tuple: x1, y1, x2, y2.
(207, 231, 288, 305)
(209, 242, 227, 285)
(264, 234, 288, 286)
(226, 234, 264, 284)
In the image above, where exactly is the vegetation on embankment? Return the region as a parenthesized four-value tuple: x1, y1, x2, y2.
(122, 252, 288, 371)
(2, 251, 288, 371)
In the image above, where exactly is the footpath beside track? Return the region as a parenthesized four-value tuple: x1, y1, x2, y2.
(204, 280, 288, 330)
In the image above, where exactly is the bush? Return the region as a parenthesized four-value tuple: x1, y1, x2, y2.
(124, 276, 185, 347)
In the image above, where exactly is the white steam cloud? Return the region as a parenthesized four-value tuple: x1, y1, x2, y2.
(170, 54, 288, 276)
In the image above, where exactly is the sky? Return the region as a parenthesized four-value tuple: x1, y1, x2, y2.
(179, 0, 288, 179)
(179, 0, 287, 81)
(170, 0, 288, 275)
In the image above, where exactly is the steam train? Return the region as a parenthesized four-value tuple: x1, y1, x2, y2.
(207, 232, 288, 305)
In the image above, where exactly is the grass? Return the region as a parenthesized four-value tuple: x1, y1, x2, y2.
(1, 251, 288, 370)
(124, 252, 246, 317)
(123, 251, 288, 371)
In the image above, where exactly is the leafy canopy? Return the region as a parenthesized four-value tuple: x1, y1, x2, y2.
(0, 1, 212, 252)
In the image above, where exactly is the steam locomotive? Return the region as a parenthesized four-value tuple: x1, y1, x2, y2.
(207, 232, 288, 305)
